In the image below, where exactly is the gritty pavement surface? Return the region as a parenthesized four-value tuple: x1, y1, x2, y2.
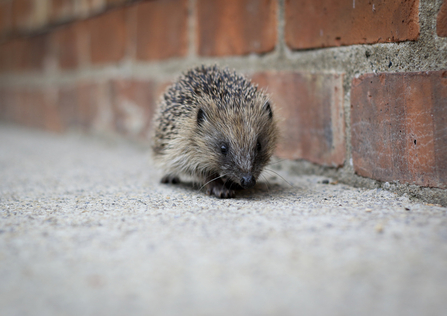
(0, 124, 446, 316)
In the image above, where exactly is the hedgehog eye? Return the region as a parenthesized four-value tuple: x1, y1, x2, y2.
(220, 143, 229, 155)
(256, 141, 262, 152)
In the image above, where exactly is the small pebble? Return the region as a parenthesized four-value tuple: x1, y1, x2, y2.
(365, 208, 372, 212)
(375, 223, 384, 233)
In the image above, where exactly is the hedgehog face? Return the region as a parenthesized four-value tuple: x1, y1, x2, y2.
(195, 99, 278, 189)
(216, 133, 270, 189)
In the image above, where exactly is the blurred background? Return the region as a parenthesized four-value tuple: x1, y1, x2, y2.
(0, 0, 446, 196)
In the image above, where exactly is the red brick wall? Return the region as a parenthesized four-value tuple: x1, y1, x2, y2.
(285, 0, 420, 49)
(0, 0, 446, 190)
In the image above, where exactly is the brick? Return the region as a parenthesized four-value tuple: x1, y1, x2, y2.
(1, 84, 105, 133)
(57, 83, 100, 130)
(0, 88, 16, 121)
(49, 0, 74, 23)
(351, 71, 447, 188)
(0, 35, 47, 72)
(24, 35, 47, 71)
(252, 72, 345, 167)
(12, 89, 44, 128)
(285, 0, 420, 50)
(1, 88, 22, 124)
(135, 0, 188, 61)
(110, 79, 155, 138)
(197, 0, 277, 56)
(52, 25, 78, 69)
(52, 22, 88, 69)
(0, 40, 25, 72)
(438, 1, 447, 37)
(89, 8, 126, 64)
(12, 0, 33, 30)
(0, 89, 5, 118)
(28, 88, 63, 131)
(0, 1, 12, 35)
(23, 35, 48, 71)
(0, 87, 62, 131)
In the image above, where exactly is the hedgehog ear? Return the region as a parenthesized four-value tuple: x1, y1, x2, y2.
(197, 108, 206, 126)
(262, 101, 273, 119)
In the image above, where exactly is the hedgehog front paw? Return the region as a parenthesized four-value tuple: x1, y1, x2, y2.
(205, 178, 235, 198)
(161, 175, 180, 184)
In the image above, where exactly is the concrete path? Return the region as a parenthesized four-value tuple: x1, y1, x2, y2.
(1, 125, 446, 316)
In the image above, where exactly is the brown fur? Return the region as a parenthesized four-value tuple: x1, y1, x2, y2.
(152, 65, 279, 198)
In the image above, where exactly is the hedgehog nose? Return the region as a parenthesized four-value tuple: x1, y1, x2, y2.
(241, 174, 256, 189)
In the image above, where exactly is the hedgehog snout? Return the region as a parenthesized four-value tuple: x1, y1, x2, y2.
(240, 173, 256, 189)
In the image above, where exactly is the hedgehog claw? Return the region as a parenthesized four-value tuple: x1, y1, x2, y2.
(161, 175, 180, 184)
(205, 177, 235, 198)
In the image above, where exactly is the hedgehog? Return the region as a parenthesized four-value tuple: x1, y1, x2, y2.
(151, 65, 279, 198)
